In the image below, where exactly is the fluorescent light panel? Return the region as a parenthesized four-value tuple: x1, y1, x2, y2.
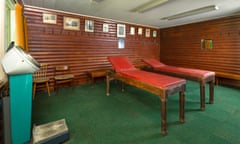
(90, 0, 104, 3)
(131, 0, 168, 13)
(161, 5, 219, 20)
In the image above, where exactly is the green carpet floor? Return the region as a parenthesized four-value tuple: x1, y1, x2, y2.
(32, 80, 240, 144)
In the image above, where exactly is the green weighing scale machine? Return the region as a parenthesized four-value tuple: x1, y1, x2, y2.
(2, 43, 40, 144)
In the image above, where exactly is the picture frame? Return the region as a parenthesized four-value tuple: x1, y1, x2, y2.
(138, 27, 143, 35)
(117, 24, 126, 37)
(43, 13, 57, 24)
(145, 29, 150, 37)
(130, 26, 135, 35)
(153, 30, 157, 37)
(201, 39, 213, 49)
(85, 20, 94, 32)
(63, 17, 80, 30)
(103, 23, 109, 32)
(118, 38, 125, 49)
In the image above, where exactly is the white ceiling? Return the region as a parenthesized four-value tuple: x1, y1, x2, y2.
(22, 0, 240, 28)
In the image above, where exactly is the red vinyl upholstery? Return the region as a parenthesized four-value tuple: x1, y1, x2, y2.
(143, 58, 215, 111)
(143, 58, 166, 67)
(108, 56, 185, 89)
(120, 70, 185, 89)
(143, 58, 215, 79)
(108, 56, 137, 72)
(107, 56, 186, 135)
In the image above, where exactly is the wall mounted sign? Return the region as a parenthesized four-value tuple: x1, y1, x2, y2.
(63, 17, 80, 30)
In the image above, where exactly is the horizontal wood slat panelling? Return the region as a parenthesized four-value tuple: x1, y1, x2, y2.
(160, 15, 240, 87)
(24, 6, 160, 88)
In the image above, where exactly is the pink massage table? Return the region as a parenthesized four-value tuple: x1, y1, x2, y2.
(106, 56, 186, 135)
(142, 58, 215, 111)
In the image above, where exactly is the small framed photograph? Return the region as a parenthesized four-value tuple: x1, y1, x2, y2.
(130, 26, 135, 35)
(43, 13, 57, 24)
(118, 38, 125, 49)
(138, 27, 143, 35)
(145, 29, 150, 37)
(153, 30, 157, 37)
(85, 20, 94, 32)
(63, 17, 80, 30)
(117, 24, 126, 37)
(201, 39, 213, 49)
(103, 23, 109, 32)
(204, 39, 213, 49)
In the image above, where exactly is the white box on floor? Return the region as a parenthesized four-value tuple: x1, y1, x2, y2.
(32, 119, 70, 144)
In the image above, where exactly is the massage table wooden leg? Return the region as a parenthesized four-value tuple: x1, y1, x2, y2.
(121, 81, 124, 92)
(106, 75, 110, 96)
(200, 83, 205, 111)
(161, 91, 185, 136)
(179, 91, 185, 123)
(209, 80, 214, 104)
(160, 98, 167, 135)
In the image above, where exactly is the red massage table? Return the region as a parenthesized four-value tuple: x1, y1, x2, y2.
(142, 58, 215, 111)
(106, 56, 186, 135)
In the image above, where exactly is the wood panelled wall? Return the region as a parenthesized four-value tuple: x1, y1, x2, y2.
(24, 6, 160, 88)
(160, 15, 240, 87)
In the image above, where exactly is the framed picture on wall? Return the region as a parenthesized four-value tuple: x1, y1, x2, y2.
(43, 13, 57, 24)
(117, 24, 126, 37)
(153, 30, 157, 37)
(85, 20, 94, 32)
(145, 29, 150, 37)
(118, 38, 125, 49)
(138, 27, 143, 35)
(103, 23, 109, 32)
(130, 26, 135, 35)
(201, 39, 213, 49)
(63, 17, 80, 30)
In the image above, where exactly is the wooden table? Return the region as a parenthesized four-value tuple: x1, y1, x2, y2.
(88, 69, 108, 85)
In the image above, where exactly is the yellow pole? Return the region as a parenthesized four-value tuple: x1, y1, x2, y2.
(24, 17, 29, 52)
(15, 3, 26, 50)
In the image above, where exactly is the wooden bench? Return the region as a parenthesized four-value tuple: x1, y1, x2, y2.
(215, 72, 240, 85)
(88, 69, 108, 85)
